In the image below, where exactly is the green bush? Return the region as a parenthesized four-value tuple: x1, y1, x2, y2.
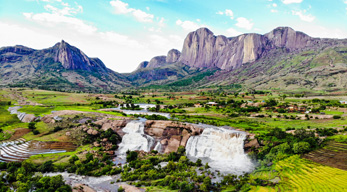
(33, 130, 40, 135)
(333, 115, 341, 119)
(28, 122, 36, 130)
(293, 142, 310, 154)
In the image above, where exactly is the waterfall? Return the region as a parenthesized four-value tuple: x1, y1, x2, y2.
(117, 121, 155, 154)
(153, 142, 163, 153)
(185, 127, 255, 174)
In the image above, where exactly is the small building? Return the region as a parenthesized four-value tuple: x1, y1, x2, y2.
(340, 101, 347, 104)
(206, 102, 218, 106)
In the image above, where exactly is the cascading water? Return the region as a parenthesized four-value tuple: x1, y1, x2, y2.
(117, 121, 155, 154)
(185, 127, 255, 175)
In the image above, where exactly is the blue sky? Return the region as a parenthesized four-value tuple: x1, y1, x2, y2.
(0, 0, 347, 72)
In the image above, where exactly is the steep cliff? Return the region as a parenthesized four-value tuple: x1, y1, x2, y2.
(178, 27, 346, 71)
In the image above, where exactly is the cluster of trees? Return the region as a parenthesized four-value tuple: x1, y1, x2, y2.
(0, 161, 71, 191)
(256, 128, 321, 166)
(28, 122, 40, 135)
(120, 103, 142, 110)
(120, 147, 242, 192)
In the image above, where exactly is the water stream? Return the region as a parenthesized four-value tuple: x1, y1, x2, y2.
(110, 103, 171, 119)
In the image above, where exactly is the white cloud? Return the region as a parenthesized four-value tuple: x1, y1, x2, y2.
(24, 12, 97, 34)
(226, 28, 242, 36)
(110, 0, 154, 23)
(281, 0, 303, 4)
(176, 19, 207, 31)
(291, 24, 347, 39)
(225, 9, 234, 19)
(271, 9, 278, 13)
(235, 17, 254, 30)
(273, 3, 278, 7)
(292, 10, 315, 22)
(44, 4, 82, 16)
(216, 9, 234, 19)
(131, 9, 154, 23)
(109, 0, 131, 14)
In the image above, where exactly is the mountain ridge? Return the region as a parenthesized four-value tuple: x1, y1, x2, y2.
(1, 26, 347, 92)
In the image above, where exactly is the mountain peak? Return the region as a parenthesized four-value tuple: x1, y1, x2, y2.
(53, 41, 93, 71)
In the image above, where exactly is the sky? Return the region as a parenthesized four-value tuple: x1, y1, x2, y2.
(0, 0, 347, 73)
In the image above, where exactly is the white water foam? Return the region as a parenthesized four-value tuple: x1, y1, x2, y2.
(117, 121, 155, 154)
(185, 127, 255, 175)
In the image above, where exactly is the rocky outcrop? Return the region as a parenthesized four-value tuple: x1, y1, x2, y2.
(179, 27, 271, 70)
(244, 138, 260, 153)
(265, 27, 312, 50)
(134, 49, 180, 71)
(178, 26, 347, 71)
(144, 120, 203, 153)
(180, 28, 224, 68)
(147, 56, 167, 68)
(166, 49, 181, 63)
(53, 40, 107, 72)
(0, 40, 131, 91)
(135, 61, 149, 70)
(94, 119, 128, 136)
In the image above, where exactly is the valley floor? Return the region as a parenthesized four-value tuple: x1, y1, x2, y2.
(0, 88, 347, 191)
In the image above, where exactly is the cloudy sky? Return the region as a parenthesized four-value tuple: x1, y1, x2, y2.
(0, 0, 347, 72)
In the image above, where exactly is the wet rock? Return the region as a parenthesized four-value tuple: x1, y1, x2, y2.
(144, 120, 203, 153)
(73, 184, 96, 192)
(244, 139, 260, 149)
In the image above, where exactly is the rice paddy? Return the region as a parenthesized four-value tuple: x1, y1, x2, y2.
(251, 155, 347, 191)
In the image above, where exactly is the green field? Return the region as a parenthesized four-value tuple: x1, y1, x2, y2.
(250, 155, 347, 191)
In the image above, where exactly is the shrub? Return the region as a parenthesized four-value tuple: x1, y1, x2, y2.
(333, 115, 341, 119)
(118, 186, 125, 192)
(28, 122, 36, 130)
(293, 142, 310, 154)
(53, 126, 62, 132)
(33, 130, 40, 135)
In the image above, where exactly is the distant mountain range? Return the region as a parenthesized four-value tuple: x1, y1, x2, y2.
(1, 27, 347, 92)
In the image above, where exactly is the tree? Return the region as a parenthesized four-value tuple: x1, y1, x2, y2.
(28, 122, 36, 130)
(293, 142, 310, 154)
(280, 94, 287, 101)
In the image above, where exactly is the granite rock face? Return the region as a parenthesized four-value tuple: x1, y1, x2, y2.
(147, 56, 167, 68)
(166, 49, 181, 63)
(178, 26, 344, 70)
